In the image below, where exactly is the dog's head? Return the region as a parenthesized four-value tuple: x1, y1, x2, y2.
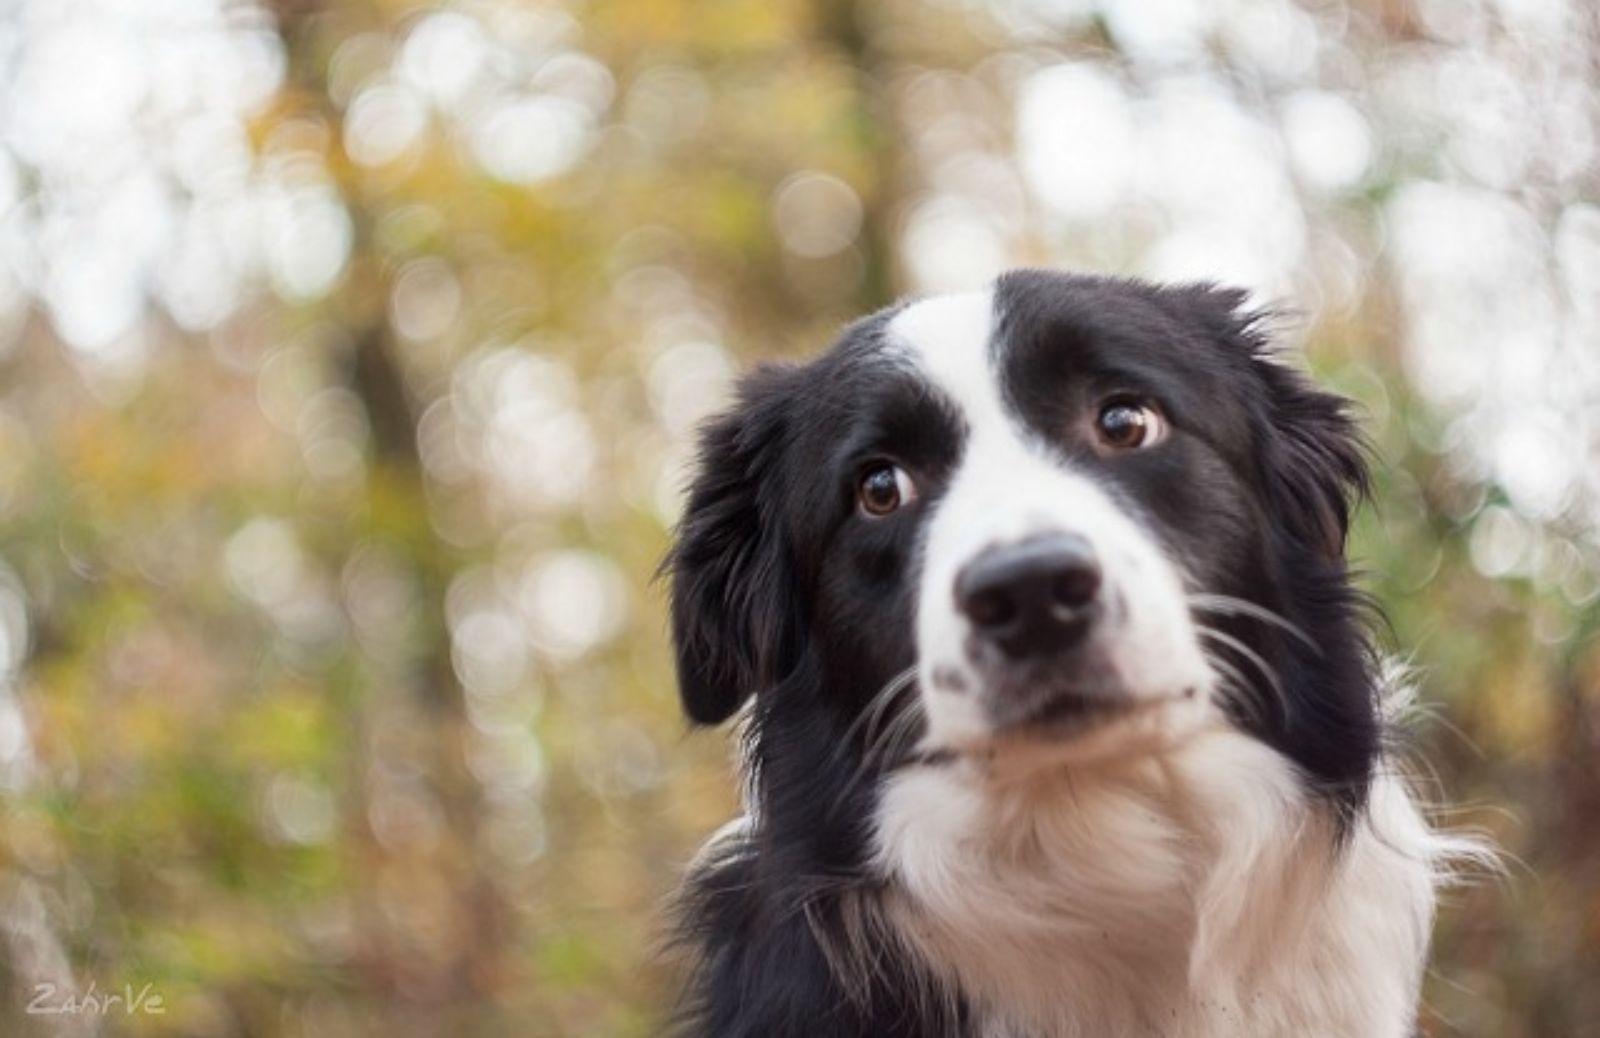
(666, 270, 1375, 803)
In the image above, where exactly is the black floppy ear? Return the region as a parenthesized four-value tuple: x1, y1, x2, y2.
(664, 366, 804, 725)
(1253, 350, 1369, 559)
(1181, 285, 1370, 559)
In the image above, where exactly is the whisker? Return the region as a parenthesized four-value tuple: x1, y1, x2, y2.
(1195, 623, 1288, 720)
(823, 667, 920, 809)
(829, 700, 928, 820)
(864, 705, 926, 769)
(1187, 593, 1319, 653)
(1202, 650, 1271, 726)
(864, 668, 919, 750)
(837, 665, 918, 752)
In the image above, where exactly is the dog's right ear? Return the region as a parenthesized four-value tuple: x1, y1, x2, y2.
(664, 366, 803, 725)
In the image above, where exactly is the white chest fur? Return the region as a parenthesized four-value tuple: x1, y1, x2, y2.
(871, 730, 1446, 1038)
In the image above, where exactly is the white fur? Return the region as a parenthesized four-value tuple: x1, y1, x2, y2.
(872, 729, 1452, 1037)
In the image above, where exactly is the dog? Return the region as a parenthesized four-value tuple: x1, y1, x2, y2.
(663, 270, 1484, 1036)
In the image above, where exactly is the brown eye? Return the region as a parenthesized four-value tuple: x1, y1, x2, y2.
(1095, 398, 1167, 450)
(857, 463, 916, 517)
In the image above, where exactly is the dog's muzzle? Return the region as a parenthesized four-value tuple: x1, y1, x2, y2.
(955, 533, 1102, 659)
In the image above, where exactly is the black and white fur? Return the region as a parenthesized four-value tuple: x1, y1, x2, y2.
(665, 271, 1482, 1037)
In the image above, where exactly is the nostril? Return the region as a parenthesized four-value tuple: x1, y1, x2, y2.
(964, 587, 1017, 630)
(1051, 565, 1101, 612)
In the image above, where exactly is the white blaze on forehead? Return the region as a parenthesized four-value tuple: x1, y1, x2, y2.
(885, 289, 1000, 434)
(886, 287, 1069, 559)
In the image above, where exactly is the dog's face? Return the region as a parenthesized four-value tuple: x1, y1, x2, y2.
(669, 271, 1375, 797)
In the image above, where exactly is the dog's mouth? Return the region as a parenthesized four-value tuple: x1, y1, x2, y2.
(916, 640, 1214, 772)
(992, 685, 1137, 737)
(977, 652, 1140, 736)
(923, 680, 1206, 774)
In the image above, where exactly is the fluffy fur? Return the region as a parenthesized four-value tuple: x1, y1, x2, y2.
(664, 270, 1483, 1037)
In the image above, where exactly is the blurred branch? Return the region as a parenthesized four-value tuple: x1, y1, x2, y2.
(349, 324, 420, 467)
(812, 0, 901, 308)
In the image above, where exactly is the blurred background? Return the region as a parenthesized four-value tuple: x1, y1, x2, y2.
(0, 0, 1595, 1034)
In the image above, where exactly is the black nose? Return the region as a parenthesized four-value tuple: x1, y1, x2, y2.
(955, 533, 1102, 658)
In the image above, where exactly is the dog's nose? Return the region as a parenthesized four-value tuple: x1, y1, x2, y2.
(955, 534, 1102, 657)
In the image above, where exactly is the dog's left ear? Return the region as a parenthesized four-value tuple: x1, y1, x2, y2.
(1178, 285, 1370, 559)
(663, 366, 805, 725)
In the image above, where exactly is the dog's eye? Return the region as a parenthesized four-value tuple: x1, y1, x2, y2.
(1095, 398, 1167, 450)
(857, 463, 916, 517)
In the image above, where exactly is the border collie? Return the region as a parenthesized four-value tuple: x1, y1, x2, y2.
(665, 270, 1482, 1037)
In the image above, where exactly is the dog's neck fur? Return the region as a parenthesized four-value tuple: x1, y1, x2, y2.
(870, 728, 1443, 1038)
